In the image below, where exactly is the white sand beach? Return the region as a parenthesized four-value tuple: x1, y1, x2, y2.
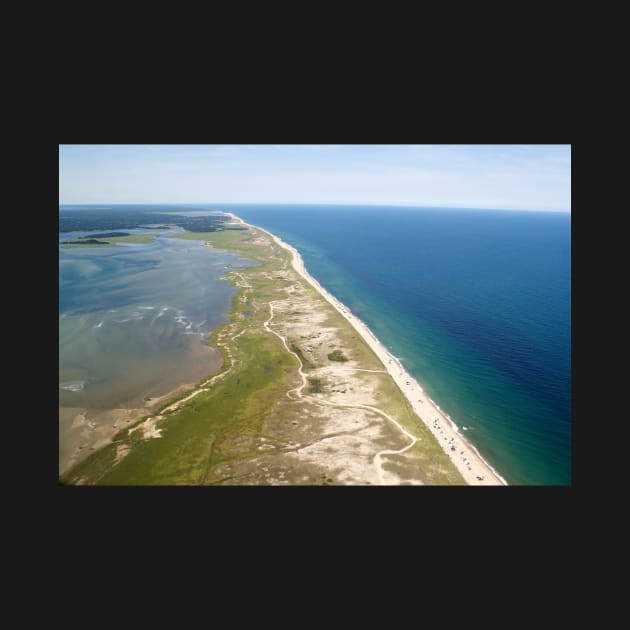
(228, 213, 508, 486)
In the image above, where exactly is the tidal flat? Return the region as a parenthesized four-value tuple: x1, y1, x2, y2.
(59, 229, 254, 475)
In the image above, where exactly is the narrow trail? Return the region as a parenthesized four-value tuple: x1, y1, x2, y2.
(263, 301, 420, 485)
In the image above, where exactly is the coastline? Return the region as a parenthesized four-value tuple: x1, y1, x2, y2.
(59, 378, 202, 476)
(228, 213, 508, 486)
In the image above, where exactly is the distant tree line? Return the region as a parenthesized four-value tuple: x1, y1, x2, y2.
(64, 238, 110, 245)
(58, 209, 233, 233)
(88, 232, 130, 238)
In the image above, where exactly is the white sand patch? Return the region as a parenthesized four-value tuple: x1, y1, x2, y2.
(129, 415, 164, 440)
(115, 444, 131, 464)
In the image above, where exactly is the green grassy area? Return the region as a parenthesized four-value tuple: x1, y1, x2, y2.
(327, 349, 348, 362)
(62, 329, 298, 485)
(169, 229, 291, 269)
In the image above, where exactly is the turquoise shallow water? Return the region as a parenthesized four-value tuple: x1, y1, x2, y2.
(217, 204, 571, 485)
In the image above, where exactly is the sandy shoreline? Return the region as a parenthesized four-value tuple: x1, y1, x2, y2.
(228, 213, 508, 486)
(59, 379, 200, 477)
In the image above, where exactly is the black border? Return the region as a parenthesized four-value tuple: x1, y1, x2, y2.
(52, 95, 574, 547)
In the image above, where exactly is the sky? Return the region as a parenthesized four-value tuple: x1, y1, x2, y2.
(59, 144, 571, 212)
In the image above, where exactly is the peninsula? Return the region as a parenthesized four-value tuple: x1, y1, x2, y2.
(61, 213, 506, 485)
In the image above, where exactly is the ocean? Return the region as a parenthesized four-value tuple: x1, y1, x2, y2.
(218, 204, 571, 485)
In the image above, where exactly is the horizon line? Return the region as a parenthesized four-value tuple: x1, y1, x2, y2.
(59, 201, 571, 213)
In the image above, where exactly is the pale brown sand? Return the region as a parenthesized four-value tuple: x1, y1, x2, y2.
(228, 213, 508, 486)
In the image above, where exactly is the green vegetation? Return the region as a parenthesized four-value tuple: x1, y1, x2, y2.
(320, 308, 384, 371)
(62, 330, 297, 485)
(327, 349, 348, 362)
(90, 232, 131, 238)
(64, 238, 110, 245)
(62, 240, 113, 248)
(61, 225, 299, 485)
(169, 231, 228, 242)
(60, 233, 158, 248)
(307, 378, 323, 394)
(168, 229, 290, 269)
(59, 208, 230, 233)
(290, 343, 315, 370)
(103, 233, 156, 244)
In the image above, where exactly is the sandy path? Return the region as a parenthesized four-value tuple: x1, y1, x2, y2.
(229, 213, 508, 486)
(263, 301, 418, 484)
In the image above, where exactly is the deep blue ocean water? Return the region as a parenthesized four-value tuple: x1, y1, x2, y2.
(217, 204, 571, 485)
